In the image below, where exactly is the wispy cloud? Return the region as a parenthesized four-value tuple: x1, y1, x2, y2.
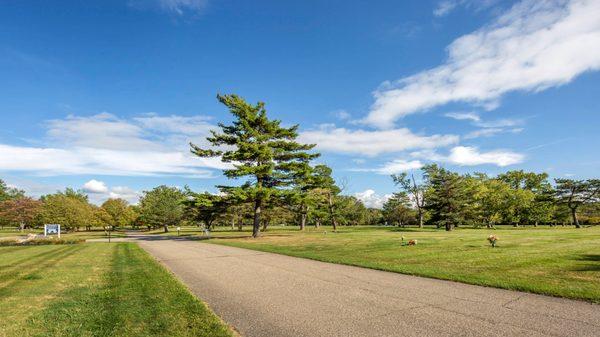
(444, 111, 481, 122)
(331, 110, 352, 121)
(352, 160, 423, 175)
(445, 111, 525, 139)
(299, 124, 458, 157)
(128, 0, 208, 16)
(0, 113, 230, 177)
(365, 0, 600, 128)
(411, 146, 525, 167)
(433, 0, 501, 17)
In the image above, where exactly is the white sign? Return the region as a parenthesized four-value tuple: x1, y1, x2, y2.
(44, 224, 61, 238)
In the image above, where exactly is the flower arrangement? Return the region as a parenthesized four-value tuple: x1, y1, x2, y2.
(487, 235, 498, 248)
(400, 234, 417, 246)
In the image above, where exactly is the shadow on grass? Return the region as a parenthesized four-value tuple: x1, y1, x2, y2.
(572, 254, 600, 272)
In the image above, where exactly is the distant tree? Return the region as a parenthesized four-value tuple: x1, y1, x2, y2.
(57, 187, 89, 203)
(0, 179, 25, 202)
(38, 194, 94, 231)
(335, 196, 368, 226)
(423, 164, 470, 231)
(364, 208, 384, 226)
(392, 173, 426, 228)
(311, 165, 341, 231)
(554, 179, 600, 228)
(285, 165, 317, 231)
(182, 189, 227, 230)
(382, 192, 414, 227)
(474, 177, 512, 228)
(498, 170, 554, 226)
(0, 197, 42, 231)
(101, 198, 136, 229)
(92, 206, 113, 230)
(138, 185, 185, 232)
(190, 94, 319, 237)
(0, 179, 26, 229)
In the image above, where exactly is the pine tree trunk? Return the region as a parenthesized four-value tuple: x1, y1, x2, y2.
(534, 221, 538, 227)
(231, 218, 235, 230)
(253, 199, 261, 238)
(571, 208, 581, 228)
(445, 223, 454, 231)
(163, 224, 169, 233)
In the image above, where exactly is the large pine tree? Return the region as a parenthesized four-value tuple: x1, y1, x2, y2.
(191, 94, 319, 237)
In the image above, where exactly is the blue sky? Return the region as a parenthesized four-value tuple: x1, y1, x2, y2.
(1, 0, 599, 207)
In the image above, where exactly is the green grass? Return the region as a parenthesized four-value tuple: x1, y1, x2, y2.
(0, 228, 128, 240)
(204, 225, 600, 303)
(0, 243, 234, 337)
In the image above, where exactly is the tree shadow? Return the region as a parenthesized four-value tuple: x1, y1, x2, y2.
(572, 254, 600, 272)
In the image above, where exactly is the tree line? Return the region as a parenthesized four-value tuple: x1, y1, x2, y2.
(384, 166, 600, 230)
(1, 94, 599, 233)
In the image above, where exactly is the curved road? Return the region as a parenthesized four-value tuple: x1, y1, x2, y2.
(134, 238, 600, 337)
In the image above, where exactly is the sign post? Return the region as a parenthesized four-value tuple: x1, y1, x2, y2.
(44, 224, 61, 238)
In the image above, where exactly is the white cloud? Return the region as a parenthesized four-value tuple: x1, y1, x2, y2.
(412, 146, 525, 167)
(434, 1, 460, 17)
(83, 179, 109, 194)
(47, 113, 154, 151)
(0, 144, 228, 177)
(434, 0, 501, 17)
(134, 114, 213, 136)
(81, 181, 141, 205)
(463, 128, 504, 139)
(331, 110, 352, 120)
(0, 113, 231, 177)
(366, 0, 600, 128)
(444, 112, 525, 139)
(159, 0, 208, 15)
(108, 186, 141, 204)
(299, 124, 458, 156)
(448, 146, 524, 166)
(129, 0, 208, 16)
(354, 189, 392, 209)
(465, 127, 523, 139)
(444, 111, 481, 122)
(353, 160, 423, 175)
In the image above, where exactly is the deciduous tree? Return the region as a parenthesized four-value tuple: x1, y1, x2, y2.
(555, 179, 600, 228)
(138, 185, 185, 232)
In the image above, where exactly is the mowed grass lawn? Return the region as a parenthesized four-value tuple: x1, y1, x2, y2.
(0, 228, 127, 240)
(207, 226, 600, 303)
(0, 243, 233, 337)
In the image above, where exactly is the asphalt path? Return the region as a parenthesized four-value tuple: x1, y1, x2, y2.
(132, 237, 600, 337)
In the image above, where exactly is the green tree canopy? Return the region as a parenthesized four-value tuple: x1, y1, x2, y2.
(190, 94, 319, 237)
(138, 185, 185, 232)
(101, 198, 137, 229)
(555, 179, 600, 228)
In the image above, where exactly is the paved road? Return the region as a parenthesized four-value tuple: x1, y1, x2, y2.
(135, 238, 600, 337)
